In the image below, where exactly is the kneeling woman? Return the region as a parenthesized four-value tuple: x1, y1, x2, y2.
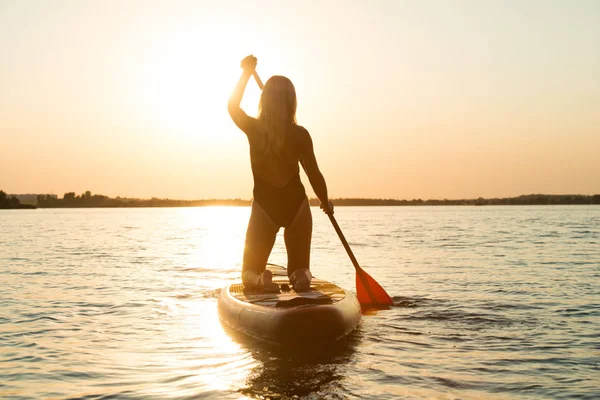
(228, 55, 333, 292)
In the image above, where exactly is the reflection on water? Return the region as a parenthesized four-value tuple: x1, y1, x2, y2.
(1, 206, 599, 399)
(226, 324, 361, 399)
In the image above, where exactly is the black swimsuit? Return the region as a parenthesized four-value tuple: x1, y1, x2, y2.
(253, 169, 306, 228)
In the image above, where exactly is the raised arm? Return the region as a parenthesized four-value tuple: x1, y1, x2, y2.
(228, 55, 258, 134)
(299, 128, 334, 214)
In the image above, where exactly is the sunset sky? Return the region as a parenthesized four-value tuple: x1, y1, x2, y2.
(1, 0, 599, 200)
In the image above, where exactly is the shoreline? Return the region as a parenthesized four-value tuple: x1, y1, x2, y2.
(4, 193, 600, 209)
(20, 201, 600, 209)
(0, 205, 37, 210)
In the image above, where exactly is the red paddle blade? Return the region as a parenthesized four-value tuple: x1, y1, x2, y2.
(355, 267, 393, 307)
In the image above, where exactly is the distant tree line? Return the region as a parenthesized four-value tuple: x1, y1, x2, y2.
(310, 194, 600, 206)
(30, 191, 600, 208)
(0, 190, 36, 209)
(36, 191, 251, 208)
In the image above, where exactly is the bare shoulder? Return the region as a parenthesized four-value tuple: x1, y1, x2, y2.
(294, 125, 312, 146)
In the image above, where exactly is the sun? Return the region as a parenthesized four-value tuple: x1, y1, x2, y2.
(139, 25, 261, 144)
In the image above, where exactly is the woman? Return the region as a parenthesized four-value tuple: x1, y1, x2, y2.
(228, 55, 333, 292)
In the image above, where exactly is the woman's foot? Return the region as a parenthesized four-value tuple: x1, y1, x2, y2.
(259, 269, 280, 292)
(242, 270, 280, 293)
(289, 269, 312, 292)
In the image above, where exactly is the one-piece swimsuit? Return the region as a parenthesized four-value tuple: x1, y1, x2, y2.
(252, 168, 306, 228)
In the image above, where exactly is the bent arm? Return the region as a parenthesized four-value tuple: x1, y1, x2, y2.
(299, 129, 329, 206)
(227, 70, 256, 134)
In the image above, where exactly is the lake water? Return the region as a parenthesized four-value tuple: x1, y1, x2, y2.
(1, 206, 599, 399)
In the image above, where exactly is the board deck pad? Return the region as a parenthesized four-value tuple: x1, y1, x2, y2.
(229, 277, 347, 308)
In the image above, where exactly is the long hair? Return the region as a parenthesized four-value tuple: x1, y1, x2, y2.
(257, 76, 297, 157)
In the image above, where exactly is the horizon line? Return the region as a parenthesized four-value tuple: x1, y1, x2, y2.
(6, 192, 600, 202)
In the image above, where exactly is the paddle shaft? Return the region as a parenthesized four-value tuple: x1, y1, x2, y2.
(253, 71, 264, 90)
(328, 213, 384, 305)
(327, 214, 362, 272)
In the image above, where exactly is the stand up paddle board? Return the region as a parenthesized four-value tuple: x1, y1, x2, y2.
(218, 264, 361, 344)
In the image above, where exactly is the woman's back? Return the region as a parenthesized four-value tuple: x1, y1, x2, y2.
(248, 122, 305, 187)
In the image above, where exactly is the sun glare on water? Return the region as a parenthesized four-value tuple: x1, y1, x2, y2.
(175, 206, 249, 288)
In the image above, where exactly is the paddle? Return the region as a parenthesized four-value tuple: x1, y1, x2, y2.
(253, 71, 264, 90)
(326, 213, 393, 307)
(251, 70, 393, 307)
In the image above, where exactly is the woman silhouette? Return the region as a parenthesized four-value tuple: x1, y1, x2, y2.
(228, 55, 333, 292)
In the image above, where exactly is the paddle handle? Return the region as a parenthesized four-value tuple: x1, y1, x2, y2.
(327, 214, 362, 272)
(253, 71, 264, 90)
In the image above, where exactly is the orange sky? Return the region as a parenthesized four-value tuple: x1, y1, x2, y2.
(1, 1, 599, 199)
